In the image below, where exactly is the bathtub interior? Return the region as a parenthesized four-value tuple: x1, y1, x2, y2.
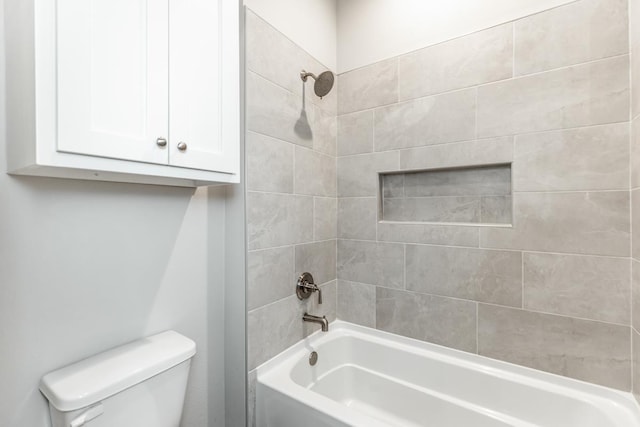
(259, 322, 640, 427)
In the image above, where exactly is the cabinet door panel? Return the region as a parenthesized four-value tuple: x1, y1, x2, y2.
(168, 0, 239, 173)
(56, 0, 169, 164)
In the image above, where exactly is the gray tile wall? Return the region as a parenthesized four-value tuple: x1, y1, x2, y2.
(337, 0, 633, 391)
(631, 0, 640, 404)
(246, 0, 635, 414)
(245, 11, 338, 425)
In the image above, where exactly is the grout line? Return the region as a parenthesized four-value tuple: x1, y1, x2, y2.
(521, 252, 525, 309)
(477, 301, 631, 328)
(338, 237, 633, 260)
(511, 21, 516, 78)
(335, 121, 631, 157)
(336, 0, 582, 76)
(346, 283, 632, 329)
(338, 53, 630, 120)
(476, 302, 479, 355)
(403, 244, 407, 290)
(249, 238, 338, 253)
(248, 280, 337, 315)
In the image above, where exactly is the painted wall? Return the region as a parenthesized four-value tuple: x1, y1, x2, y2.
(243, 0, 337, 70)
(337, 0, 633, 391)
(337, 0, 578, 72)
(0, 1, 228, 425)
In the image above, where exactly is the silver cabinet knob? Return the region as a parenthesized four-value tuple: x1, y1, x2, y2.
(177, 142, 187, 151)
(156, 137, 167, 147)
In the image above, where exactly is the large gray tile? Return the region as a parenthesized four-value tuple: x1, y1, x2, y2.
(246, 10, 304, 95)
(246, 132, 293, 193)
(247, 72, 314, 148)
(634, 190, 640, 260)
(337, 240, 404, 289)
(246, 10, 336, 115)
(632, 118, 640, 188)
(383, 197, 481, 223)
(400, 137, 513, 171)
(248, 295, 301, 371)
(314, 197, 337, 241)
(375, 88, 476, 151)
(633, 44, 640, 118)
(634, 260, 640, 331)
(295, 240, 337, 285)
(481, 196, 512, 224)
(477, 56, 630, 138)
(248, 281, 336, 370)
(406, 245, 522, 307)
(632, 0, 640, 50)
(480, 192, 630, 257)
(248, 246, 295, 311)
(338, 110, 374, 156)
(514, 124, 630, 191)
(377, 222, 479, 247)
(634, 329, 640, 401)
(633, 0, 640, 118)
(338, 58, 398, 114)
(478, 304, 631, 390)
(338, 198, 377, 241)
(294, 147, 336, 197)
(311, 105, 337, 157)
(247, 192, 313, 250)
(403, 165, 511, 197)
(337, 152, 399, 197)
(514, 0, 628, 76)
(399, 24, 513, 100)
(523, 253, 630, 324)
(377, 287, 477, 353)
(337, 280, 376, 328)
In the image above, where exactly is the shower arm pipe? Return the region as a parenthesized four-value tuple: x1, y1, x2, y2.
(300, 70, 318, 82)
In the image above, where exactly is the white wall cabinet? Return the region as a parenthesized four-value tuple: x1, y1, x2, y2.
(5, 0, 240, 187)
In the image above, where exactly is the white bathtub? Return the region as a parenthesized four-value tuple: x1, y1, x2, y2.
(256, 321, 640, 427)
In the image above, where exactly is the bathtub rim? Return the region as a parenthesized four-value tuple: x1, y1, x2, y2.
(256, 320, 640, 426)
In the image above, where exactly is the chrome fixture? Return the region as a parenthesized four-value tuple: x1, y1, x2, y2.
(300, 69, 334, 99)
(309, 351, 318, 366)
(156, 137, 167, 147)
(177, 142, 188, 151)
(303, 313, 329, 332)
(297, 272, 322, 304)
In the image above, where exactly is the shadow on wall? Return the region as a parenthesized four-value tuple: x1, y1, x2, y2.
(294, 85, 313, 140)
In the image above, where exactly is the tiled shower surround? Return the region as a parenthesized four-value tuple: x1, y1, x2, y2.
(244, 10, 338, 425)
(337, 0, 634, 393)
(246, 0, 639, 421)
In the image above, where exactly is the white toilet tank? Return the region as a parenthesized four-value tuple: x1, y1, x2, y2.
(40, 331, 196, 427)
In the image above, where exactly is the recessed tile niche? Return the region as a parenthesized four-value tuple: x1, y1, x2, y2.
(380, 164, 512, 225)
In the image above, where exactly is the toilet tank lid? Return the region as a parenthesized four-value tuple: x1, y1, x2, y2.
(39, 330, 196, 412)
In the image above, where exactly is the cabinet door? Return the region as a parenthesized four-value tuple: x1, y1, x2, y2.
(168, 0, 239, 173)
(56, 0, 169, 164)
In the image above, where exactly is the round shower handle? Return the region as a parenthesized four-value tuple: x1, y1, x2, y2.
(177, 142, 188, 152)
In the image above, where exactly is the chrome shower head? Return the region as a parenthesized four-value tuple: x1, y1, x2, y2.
(300, 69, 335, 99)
